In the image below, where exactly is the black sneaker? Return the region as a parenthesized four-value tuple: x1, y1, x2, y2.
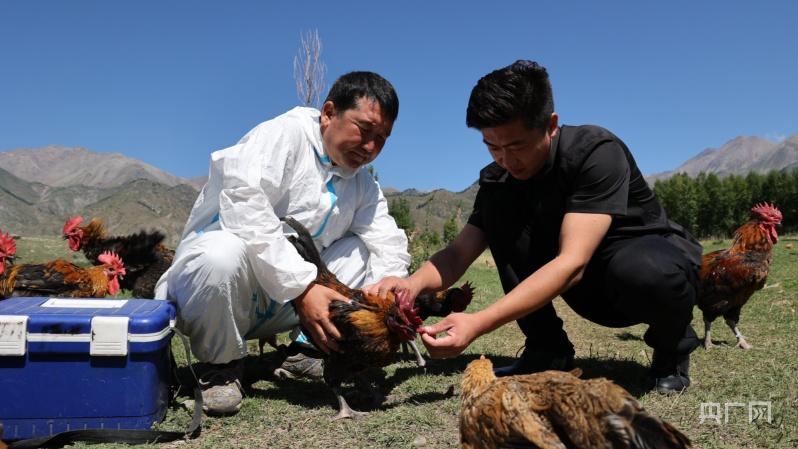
(651, 350, 691, 394)
(654, 373, 691, 394)
(493, 347, 575, 377)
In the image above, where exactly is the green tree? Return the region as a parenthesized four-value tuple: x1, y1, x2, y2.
(419, 228, 441, 248)
(366, 164, 378, 182)
(442, 214, 459, 244)
(722, 174, 750, 235)
(655, 173, 699, 235)
(388, 198, 413, 231)
(695, 172, 727, 237)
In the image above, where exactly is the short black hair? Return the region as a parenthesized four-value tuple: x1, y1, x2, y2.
(325, 71, 399, 122)
(466, 60, 554, 131)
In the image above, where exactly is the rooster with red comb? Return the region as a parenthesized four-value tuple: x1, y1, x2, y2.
(698, 202, 783, 349)
(282, 217, 429, 419)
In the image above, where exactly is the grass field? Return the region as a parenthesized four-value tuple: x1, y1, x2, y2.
(6, 236, 798, 448)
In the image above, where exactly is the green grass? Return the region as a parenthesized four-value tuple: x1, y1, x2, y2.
(7, 236, 798, 448)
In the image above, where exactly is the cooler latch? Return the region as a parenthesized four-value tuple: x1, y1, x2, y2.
(0, 315, 28, 356)
(90, 316, 130, 356)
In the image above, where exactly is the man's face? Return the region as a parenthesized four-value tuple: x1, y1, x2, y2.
(480, 114, 559, 181)
(320, 97, 393, 170)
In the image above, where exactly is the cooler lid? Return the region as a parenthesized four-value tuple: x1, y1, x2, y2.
(0, 297, 175, 356)
(0, 297, 175, 334)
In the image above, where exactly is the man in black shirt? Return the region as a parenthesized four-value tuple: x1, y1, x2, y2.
(365, 60, 703, 393)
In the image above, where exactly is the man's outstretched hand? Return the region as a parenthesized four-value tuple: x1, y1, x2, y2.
(419, 312, 482, 359)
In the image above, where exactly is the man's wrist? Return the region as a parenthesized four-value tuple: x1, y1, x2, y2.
(472, 308, 501, 336)
(291, 282, 316, 310)
(406, 275, 426, 296)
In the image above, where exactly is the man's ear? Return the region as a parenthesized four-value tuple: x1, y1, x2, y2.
(547, 112, 559, 137)
(321, 101, 336, 121)
(319, 101, 336, 134)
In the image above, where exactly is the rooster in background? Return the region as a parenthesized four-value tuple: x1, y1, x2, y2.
(0, 231, 17, 277)
(0, 230, 126, 299)
(415, 281, 474, 320)
(284, 217, 427, 419)
(698, 202, 782, 349)
(62, 216, 173, 298)
(460, 356, 691, 449)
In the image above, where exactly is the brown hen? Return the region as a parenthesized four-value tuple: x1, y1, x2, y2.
(460, 356, 691, 449)
(698, 203, 782, 349)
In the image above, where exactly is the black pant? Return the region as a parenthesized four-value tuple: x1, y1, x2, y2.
(517, 234, 701, 357)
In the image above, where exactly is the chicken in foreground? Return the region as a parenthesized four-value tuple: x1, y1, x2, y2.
(698, 202, 782, 349)
(460, 356, 691, 449)
(0, 231, 126, 299)
(62, 216, 174, 298)
(283, 217, 425, 419)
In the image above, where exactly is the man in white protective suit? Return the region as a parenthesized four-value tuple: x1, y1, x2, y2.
(155, 71, 410, 415)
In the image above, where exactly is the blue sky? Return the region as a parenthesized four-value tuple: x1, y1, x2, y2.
(1, 1, 796, 191)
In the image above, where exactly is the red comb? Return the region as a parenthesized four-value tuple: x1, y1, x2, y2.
(0, 231, 16, 257)
(98, 251, 126, 274)
(63, 216, 84, 234)
(751, 202, 782, 220)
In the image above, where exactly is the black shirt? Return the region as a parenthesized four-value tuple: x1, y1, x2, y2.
(467, 125, 701, 293)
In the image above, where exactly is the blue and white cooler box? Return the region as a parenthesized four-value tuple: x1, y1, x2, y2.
(0, 297, 175, 440)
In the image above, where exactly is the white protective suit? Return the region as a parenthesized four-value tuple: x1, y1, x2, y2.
(155, 107, 410, 364)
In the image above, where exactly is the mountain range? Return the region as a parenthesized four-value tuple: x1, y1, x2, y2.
(646, 133, 798, 182)
(1, 133, 796, 243)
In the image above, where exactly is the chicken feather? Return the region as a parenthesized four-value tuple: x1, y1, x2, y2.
(460, 356, 691, 449)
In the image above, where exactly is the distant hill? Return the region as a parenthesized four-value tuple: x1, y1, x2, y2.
(0, 145, 193, 189)
(385, 182, 479, 233)
(80, 180, 198, 246)
(186, 175, 208, 190)
(0, 166, 196, 246)
(647, 133, 798, 182)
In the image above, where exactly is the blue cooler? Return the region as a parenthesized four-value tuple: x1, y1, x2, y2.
(0, 297, 175, 440)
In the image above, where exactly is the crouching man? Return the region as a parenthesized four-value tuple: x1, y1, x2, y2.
(367, 61, 703, 394)
(156, 71, 410, 415)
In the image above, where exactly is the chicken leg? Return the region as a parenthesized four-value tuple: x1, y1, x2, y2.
(725, 318, 752, 349)
(332, 386, 369, 420)
(703, 320, 716, 349)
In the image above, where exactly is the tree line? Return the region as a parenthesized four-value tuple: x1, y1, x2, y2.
(653, 169, 797, 239)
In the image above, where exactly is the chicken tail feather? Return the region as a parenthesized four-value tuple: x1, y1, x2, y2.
(606, 412, 691, 449)
(282, 217, 334, 278)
